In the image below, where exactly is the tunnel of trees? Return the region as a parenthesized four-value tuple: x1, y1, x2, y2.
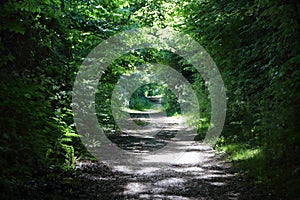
(0, 0, 299, 199)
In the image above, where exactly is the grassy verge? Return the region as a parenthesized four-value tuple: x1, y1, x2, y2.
(215, 141, 300, 199)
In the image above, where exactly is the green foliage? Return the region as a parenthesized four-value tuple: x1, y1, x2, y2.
(129, 86, 155, 111)
(182, 0, 300, 198)
(161, 88, 181, 116)
(0, 73, 53, 179)
(45, 109, 82, 169)
(0, 0, 77, 195)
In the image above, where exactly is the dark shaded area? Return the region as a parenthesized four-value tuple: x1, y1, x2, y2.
(108, 130, 177, 152)
(108, 108, 177, 152)
(21, 157, 276, 200)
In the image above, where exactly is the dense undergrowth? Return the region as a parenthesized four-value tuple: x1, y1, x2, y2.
(181, 0, 300, 198)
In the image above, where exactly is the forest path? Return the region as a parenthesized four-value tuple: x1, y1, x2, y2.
(25, 101, 273, 199)
(69, 102, 272, 199)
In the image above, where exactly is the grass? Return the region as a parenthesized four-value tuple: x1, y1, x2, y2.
(216, 141, 300, 199)
(217, 144, 262, 162)
(216, 143, 266, 181)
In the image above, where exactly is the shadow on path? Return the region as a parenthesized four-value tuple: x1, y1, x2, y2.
(66, 106, 275, 199)
(24, 105, 276, 199)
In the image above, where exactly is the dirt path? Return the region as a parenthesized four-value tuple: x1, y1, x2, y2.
(24, 105, 275, 199)
(67, 106, 273, 199)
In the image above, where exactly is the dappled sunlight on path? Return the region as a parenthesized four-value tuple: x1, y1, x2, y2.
(24, 105, 275, 199)
(68, 106, 274, 199)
